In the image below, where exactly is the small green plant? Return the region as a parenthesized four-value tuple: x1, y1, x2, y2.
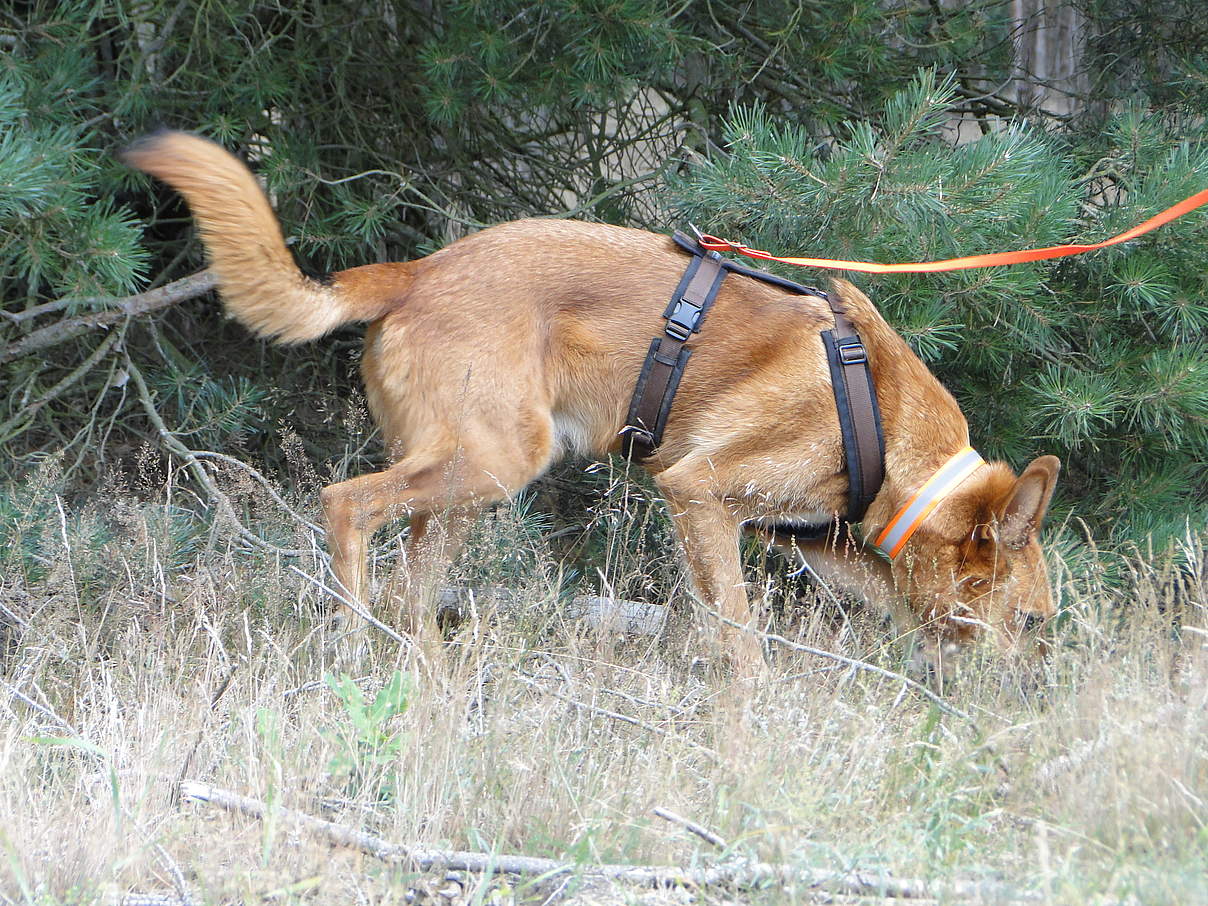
(323, 670, 412, 803)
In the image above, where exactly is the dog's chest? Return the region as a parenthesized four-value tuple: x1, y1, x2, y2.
(552, 412, 596, 458)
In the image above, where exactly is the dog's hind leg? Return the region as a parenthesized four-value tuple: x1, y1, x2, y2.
(654, 471, 765, 676)
(319, 424, 552, 644)
(384, 504, 482, 634)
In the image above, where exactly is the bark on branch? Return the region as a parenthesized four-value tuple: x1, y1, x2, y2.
(179, 780, 1038, 901)
(0, 271, 217, 365)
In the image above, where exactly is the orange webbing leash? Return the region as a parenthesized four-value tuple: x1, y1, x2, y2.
(696, 187, 1208, 273)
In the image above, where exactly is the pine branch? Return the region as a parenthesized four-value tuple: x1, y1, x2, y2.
(0, 327, 124, 444)
(0, 271, 216, 365)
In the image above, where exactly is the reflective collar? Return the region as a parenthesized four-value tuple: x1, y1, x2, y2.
(872, 446, 985, 559)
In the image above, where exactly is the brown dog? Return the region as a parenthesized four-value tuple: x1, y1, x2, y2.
(124, 131, 1060, 672)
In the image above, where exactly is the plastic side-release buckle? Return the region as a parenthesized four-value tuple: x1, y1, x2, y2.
(665, 297, 702, 341)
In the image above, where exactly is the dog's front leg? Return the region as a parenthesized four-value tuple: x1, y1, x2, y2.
(656, 479, 764, 676)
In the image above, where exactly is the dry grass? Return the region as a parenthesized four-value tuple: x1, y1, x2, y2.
(1, 457, 1205, 905)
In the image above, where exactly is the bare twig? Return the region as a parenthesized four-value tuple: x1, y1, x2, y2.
(191, 450, 325, 535)
(652, 806, 727, 849)
(705, 608, 979, 731)
(543, 161, 672, 220)
(1, 271, 216, 365)
(285, 563, 411, 648)
(0, 327, 124, 442)
(3, 294, 103, 324)
(179, 781, 1037, 900)
(514, 673, 719, 763)
(2, 679, 78, 733)
(125, 355, 312, 558)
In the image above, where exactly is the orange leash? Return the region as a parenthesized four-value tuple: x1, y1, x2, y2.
(696, 187, 1208, 274)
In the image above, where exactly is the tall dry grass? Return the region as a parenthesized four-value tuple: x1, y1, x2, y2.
(1, 456, 1204, 904)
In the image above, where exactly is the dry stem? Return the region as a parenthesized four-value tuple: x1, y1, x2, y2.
(1, 271, 217, 365)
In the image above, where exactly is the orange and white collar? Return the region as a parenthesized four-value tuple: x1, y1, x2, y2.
(872, 446, 985, 559)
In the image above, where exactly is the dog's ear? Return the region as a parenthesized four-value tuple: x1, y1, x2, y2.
(996, 456, 1060, 550)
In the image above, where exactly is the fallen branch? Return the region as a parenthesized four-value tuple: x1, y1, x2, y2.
(106, 894, 194, 906)
(652, 806, 727, 849)
(179, 780, 1037, 901)
(1, 271, 216, 364)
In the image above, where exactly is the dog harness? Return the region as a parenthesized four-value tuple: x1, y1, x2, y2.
(621, 232, 886, 524)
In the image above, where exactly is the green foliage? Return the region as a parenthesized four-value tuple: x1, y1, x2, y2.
(418, 0, 684, 121)
(0, 0, 1204, 558)
(323, 670, 412, 803)
(1081, 0, 1208, 108)
(671, 69, 1207, 549)
(148, 362, 268, 448)
(0, 68, 147, 302)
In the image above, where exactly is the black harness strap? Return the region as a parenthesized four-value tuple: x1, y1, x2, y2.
(820, 298, 885, 523)
(622, 232, 885, 525)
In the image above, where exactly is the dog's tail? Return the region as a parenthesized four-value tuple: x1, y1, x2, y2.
(123, 131, 400, 343)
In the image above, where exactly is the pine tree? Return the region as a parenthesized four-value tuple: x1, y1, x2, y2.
(1, 1, 1204, 554)
(669, 71, 1207, 549)
(1, 0, 1020, 484)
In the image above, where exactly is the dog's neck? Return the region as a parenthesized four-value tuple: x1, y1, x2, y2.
(832, 290, 972, 542)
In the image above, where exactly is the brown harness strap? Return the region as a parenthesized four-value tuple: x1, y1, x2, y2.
(622, 233, 885, 525)
(621, 250, 726, 460)
(819, 298, 885, 522)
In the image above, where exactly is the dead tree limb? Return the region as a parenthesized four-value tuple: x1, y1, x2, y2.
(178, 781, 1038, 901)
(106, 894, 194, 906)
(0, 271, 216, 365)
(652, 806, 727, 849)
(125, 354, 313, 558)
(0, 327, 124, 442)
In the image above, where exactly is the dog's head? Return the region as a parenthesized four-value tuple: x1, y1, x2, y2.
(762, 455, 1060, 674)
(886, 455, 1060, 671)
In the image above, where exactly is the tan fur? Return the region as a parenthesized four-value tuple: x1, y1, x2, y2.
(125, 131, 1061, 674)
(121, 132, 400, 342)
